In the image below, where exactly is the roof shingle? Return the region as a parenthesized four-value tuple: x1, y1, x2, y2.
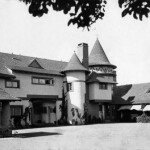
(62, 53, 88, 73)
(112, 83, 150, 104)
(0, 52, 67, 76)
(0, 88, 20, 101)
(87, 72, 117, 84)
(0, 59, 15, 78)
(89, 38, 116, 68)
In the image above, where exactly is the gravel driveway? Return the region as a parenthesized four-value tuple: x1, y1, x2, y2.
(0, 123, 150, 150)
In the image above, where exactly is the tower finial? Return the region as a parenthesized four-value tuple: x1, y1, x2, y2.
(96, 32, 99, 39)
(92, 27, 99, 39)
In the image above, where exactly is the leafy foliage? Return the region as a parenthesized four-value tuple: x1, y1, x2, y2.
(19, 0, 106, 29)
(119, 0, 150, 20)
(59, 87, 68, 121)
(19, 0, 150, 29)
(136, 112, 150, 123)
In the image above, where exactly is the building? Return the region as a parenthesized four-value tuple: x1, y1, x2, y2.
(0, 38, 118, 127)
(112, 83, 150, 122)
(1, 38, 149, 128)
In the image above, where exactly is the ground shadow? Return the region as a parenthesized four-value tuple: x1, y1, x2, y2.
(13, 132, 61, 138)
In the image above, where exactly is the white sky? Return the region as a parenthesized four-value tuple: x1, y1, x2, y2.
(0, 0, 150, 85)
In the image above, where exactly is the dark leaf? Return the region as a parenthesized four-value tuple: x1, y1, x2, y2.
(122, 9, 128, 17)
(133, 12, 138, 19)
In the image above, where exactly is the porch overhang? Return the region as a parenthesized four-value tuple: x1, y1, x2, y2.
(27, 94, 59, 102)
(118, 105, 142, 111)
(89, 99, 112, 103)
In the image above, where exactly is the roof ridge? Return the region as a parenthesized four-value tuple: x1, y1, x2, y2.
(0, 51, 68, 63)
(117, 82, 150, 87)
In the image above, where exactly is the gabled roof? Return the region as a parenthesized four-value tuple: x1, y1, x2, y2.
(112, 83, 150, 104)
(0, 88, 20, 101)
(62, 53, 88, 73)
(0, 52, 67, 76)
(87, 72, 117, 84)
(89, 38, 116, 68)
(28, 59, 44, 69)
(0, 60, 15, 78)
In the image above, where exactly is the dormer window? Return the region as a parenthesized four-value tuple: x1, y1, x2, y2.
(99, 83, 107, 90)
(28, 59, 44, 69)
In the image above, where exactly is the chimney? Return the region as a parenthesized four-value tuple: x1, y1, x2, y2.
(77, 43, 89, 69)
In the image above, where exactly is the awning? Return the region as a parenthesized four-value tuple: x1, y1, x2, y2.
(118, 105, 142, 111)
(143, 105, 150, 111)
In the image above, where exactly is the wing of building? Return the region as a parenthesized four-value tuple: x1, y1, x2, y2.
(112, 83, 150, 122)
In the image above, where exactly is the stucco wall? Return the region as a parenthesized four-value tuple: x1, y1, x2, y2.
(0, 72, 63, 98)
(66, 72, 86, 82)
(89, 83, 112, 101)
(66, 72, 86, 124)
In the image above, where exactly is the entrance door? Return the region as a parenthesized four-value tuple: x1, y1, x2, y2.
(48, 106, 56, 124)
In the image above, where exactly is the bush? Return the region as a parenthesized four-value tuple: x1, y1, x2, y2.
(136, 113, 150, 123)
(58, 118, 68, 126)
(0, 128, 12, 138)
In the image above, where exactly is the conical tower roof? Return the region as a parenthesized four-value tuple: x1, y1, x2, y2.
(89, 38, 116, 68)
(62, 52, 88, 73)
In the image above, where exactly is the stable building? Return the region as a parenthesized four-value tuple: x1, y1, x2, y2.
(112, 83, 150, 122)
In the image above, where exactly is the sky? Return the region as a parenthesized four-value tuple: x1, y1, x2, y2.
(0, 0, 150, 85)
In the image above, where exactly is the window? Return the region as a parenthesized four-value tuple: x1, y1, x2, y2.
(32, 77, 54, 85)
(99, 83, 108, 90)
(67, 83, 73, 92)
(11, 106, 23, 117)
(39, 79, 45, 84)
(5, 80, 20, 88)
(113, 76, 116, 82)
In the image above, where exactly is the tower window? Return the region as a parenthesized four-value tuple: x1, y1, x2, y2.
(99, 83, 107, 90)
(67, 83, 73, 92)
